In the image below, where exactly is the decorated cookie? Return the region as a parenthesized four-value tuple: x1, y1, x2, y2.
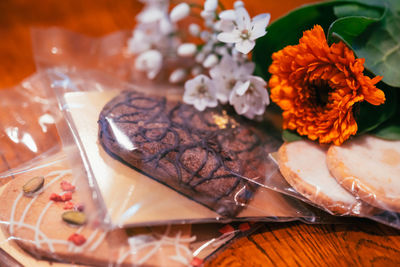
(327, 135, 400, 212)
(98, 91, 278, 217)
(0, 153, 193, 266)
(278, 140, 360, 215)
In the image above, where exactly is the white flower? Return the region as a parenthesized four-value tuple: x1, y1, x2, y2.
(169, 68, 187, 83)
(229, 76, 270, 119)
(136, 0, 169, 23)
(200, 30, 211, 41)
(204, 0, 218, 12)
(127, 29, 151, 54)
(170, 3, 190, 22)
(200, 10, 215, 21)
(210, 54, 255, 104)
(137, 7, 166, 24)
(217, 7, 270, 54)
(215, 10, 236, 32)
(177, 43, 197, 57)
(184, 75, 218, 111)
(159, 16, 174, 35)
(135, 50, 163, 79)
(203, 54, 219, 68)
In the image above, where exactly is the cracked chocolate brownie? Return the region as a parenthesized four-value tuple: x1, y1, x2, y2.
(98, 91, 277, 217)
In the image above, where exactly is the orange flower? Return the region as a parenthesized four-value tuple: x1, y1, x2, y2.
(268, 25, 385, 145)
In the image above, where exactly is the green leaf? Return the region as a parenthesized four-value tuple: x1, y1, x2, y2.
(371, 105, 400, 140)
(282, 130, 303, 142)
(373, 123, 400, 140)
(252, 0, 385, 81)
(336, 0, 400, 87)
(353, 14, 400, 87)
(334, 3, 383, 18)
(327, 3, 386, 45)
(253, 0, 340, 80)
(356, 83, 397, 134)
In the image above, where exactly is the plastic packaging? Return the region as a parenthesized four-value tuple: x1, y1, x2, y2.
(44, 67, 315, 227)
(0, 73, 60, 182)
(31, 27, 186, 91)
(0, 148, 263, 266)
(264, 139, 400, 230)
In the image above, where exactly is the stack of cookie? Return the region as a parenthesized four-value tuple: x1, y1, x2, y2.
(277, 135, 400, 216)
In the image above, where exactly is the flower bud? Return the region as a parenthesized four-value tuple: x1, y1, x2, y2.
(204, 0, 218, 12)
(177, 43, 197, 57)
(189, 23, 201, 36)
(203, 54, 219, 68)
(191, 66, 203, 76)
(170, 3, 190, 22)
(234, 1, 244, 9)
(135, 50, 163, 79)
(169, 68, 187, 83)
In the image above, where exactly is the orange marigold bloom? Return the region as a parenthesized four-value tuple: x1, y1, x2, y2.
(268, 25, 385, 145)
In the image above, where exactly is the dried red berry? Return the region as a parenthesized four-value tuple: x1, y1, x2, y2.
(68, 233, 86, 246)
(61, 181, 75, 192)
(49, 193, 62, 202)
(191, 257, 203, 267)
(218, 224, 235, 234)
(61, 192, 72, 202)
(239, 223, 251, 232)
(64, 202, 75, 210)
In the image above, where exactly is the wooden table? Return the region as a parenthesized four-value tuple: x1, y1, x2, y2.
(0, 0, 399, 266)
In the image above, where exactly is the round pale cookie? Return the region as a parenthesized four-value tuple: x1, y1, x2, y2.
(0, 153, 191, 266)
(278, 140, 360, 215)
(327, 135, 400, 212)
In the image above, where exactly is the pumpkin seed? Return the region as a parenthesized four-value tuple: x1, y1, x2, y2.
(62, 211, 86, 225)
(22, 176, 44, 195)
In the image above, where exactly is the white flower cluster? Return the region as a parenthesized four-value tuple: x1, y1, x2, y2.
(127, 0, 188, 80)
(127, 0, 271, 120)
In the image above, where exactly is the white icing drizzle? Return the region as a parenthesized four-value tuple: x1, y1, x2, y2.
(34, 201, 53, 250)
(18, 169, 72, 227)
(5, 167, 199, 266)
(9, 193, 23, 235)
(116, 225, 196, 266)
(72, 228, 99, 253)
(88, 231, 108, 252)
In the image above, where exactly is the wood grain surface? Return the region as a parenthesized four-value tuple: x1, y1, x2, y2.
(0, 0, 399, 266)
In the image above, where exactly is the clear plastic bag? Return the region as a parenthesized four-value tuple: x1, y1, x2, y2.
(0, 72, 264, 266)
(44, 67, 315, 227)
(0, 73, 61, 183)
(264, 139, 400, 230)
(0, 148, 264, 266)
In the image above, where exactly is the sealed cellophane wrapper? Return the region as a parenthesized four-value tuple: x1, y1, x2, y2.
(0, 73, 266, 266)
(45, 67, 317, 227)
(0, 147, 265, 266)
(0, 73, 60, 181)
(265, 138, 400, 230)
(31, 26, 400, 231)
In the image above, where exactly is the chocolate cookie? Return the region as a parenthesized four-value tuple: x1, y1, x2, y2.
(98, 91, 277, 217)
